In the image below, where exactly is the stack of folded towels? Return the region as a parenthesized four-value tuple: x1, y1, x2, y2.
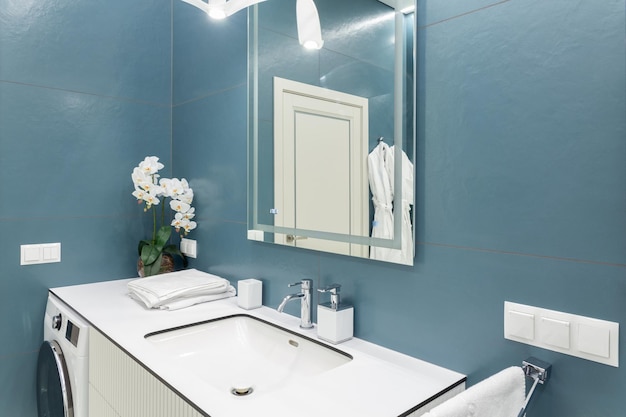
(127, 268, 236, 311)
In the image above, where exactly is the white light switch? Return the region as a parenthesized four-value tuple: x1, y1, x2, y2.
(506, 310, 535, 340)
(23, 246, 41, 263)
(540, 317, 570, 349)
(180, 238, 197, 258)
(21, 243, 61, 265)
(578, 323, 610, 358)
(43, 244, 60, 261)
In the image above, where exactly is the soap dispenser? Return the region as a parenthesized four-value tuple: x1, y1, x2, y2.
(317, 284, 353, 344)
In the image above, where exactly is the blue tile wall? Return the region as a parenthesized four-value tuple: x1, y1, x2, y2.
(1, 0, 623, 415)
(0, 0, 172, 105)
(174, 1, 626, 417)
(418, 0, 626, 265)
(0, 0, 172, 414)
(173, 1, 248, 105)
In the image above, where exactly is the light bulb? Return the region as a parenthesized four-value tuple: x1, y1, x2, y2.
(208, 8, 227, 19)
(303, 40, 322, 50)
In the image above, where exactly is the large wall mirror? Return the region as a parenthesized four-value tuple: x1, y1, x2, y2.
(248, 0, 416, 265)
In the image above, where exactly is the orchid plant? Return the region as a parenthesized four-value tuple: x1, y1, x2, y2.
(131, 156, 197, 276)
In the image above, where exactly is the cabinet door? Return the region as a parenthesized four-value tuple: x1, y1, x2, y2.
(89, 328, 206, 417)
(89, 384, 120, 417)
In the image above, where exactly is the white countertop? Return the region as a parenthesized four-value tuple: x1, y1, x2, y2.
(51, 278, 465, 417)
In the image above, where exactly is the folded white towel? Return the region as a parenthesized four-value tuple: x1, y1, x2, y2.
(423, 366, 525, 417)
(153, 285, 237, 310)
(127, 269, 231, 309)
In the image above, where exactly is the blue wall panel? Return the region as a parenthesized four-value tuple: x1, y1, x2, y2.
(173, 1, 247, 105)
(0, 0, 172, 414)
(0, 0, 172, 105)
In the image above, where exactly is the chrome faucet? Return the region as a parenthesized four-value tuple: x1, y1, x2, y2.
(277, 279, 313, 329)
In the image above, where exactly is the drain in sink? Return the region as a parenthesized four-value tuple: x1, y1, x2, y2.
(231, 386, 254, 397)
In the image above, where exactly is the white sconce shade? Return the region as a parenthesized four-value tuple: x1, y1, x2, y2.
(179, 0, 324, 51)
(296, 0, 324, 50)
(180, 0, 267, 19)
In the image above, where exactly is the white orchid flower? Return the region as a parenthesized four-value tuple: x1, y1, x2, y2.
(131, 167, 151, 188)
(132, 157, 198, 240)
(143, 187, 163, 208)
(171, 212, 184, 229)
(159, 178, 174, 198)
(182, 207, 195, 220)
(139, 156, 164, 175)
(141, 182, 163, 197)
(132, 187, 147, 202)
(170, 199, 190, 213)
(183, 221, 197, 233)
(178, 189, 194, 204)
(144, 192, 160, 205)
(163, 178, 184, 198)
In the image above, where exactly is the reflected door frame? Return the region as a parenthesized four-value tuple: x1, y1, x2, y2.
(273, 77, 369, 257)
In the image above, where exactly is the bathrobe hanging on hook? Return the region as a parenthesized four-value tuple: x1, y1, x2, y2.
(367, 141, 414, 265)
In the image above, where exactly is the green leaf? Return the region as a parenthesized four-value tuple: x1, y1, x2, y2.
(154, 226, 172, 251)
(141, 243, 160, 266)
(143, 253, 163, 277)
(138, 239, 151, 256)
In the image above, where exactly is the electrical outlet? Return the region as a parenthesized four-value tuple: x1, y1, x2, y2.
(21, 243, 61, 265)
(180, 238, 197, 258)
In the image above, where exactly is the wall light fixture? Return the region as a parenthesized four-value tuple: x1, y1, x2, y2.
(296, 0, 324, 49)
(179, 0, 324, 50)
(179, 0, 267, 20)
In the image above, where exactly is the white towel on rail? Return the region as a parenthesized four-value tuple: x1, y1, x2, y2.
(423, 366, 525, 417)
(128, 269, 231, 309)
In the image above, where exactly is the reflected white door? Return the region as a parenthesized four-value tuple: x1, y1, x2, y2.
(274, 77, 369, 257)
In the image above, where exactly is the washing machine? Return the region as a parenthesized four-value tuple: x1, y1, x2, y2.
(37, 292, 90, 417)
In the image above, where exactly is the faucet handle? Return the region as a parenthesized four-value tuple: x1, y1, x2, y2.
(318, 283, 341, 294)
(318, 284, 341, 309)
(288, 279, 312, 289)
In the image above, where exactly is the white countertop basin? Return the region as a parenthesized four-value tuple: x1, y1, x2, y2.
(145, 314, 352, 397)
(51, 278, 465, 417)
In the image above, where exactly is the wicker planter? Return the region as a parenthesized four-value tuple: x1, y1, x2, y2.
(137, 253, 175, 277)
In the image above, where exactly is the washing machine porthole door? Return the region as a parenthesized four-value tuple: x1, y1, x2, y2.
(37, 340, 74, 417)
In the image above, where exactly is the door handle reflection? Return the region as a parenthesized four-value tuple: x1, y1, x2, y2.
(286, 235, 308, 243)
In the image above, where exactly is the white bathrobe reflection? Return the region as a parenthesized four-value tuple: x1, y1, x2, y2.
(367, 141, 414, 265)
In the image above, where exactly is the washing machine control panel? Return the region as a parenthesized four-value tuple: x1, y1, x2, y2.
(65, 320, 81, 347)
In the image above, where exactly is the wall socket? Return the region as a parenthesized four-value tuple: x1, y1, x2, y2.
(180, 238, 197, 258)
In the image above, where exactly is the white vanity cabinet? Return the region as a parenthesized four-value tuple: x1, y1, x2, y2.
(88, 321, 463, 417)
(88, 328, 205, 417)
(52, 279, 464, 417)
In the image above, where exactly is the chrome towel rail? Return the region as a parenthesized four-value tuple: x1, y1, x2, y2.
(517, 357, 552, 417)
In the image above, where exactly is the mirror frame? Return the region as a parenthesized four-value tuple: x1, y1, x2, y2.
(247, 1, 416, 254)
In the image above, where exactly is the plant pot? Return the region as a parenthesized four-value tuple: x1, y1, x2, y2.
(137, 253, 175, 277)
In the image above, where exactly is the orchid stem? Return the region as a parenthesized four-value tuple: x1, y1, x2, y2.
(152, 205, 157, 243)
(161, 199, 166, 230)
